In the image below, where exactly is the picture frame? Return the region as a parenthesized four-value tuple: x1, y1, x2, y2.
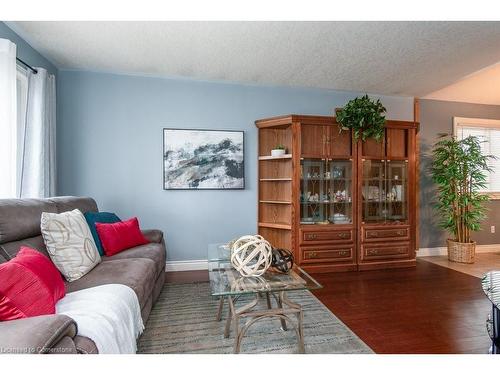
(163, 128, 245, 190)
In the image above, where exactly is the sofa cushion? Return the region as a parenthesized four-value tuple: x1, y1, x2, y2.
(65, 258, 156, 309)
(102, 242, 166, 279)
(96, 217, 149, 256)
(84, 212, 121, 256)
(41, 209, 101, 282)
(0, 198, 57, 244)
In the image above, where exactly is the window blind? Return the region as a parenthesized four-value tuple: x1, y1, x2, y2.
(454, 117, 500, 194)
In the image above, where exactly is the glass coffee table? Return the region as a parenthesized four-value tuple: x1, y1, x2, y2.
(208, 243, 322, 353)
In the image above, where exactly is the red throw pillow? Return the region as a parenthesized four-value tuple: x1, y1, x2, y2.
(0, 247, 66, 321)
(95, 217, 149, 256)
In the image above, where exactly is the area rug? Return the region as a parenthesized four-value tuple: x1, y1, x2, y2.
(137, 282, 373, 354)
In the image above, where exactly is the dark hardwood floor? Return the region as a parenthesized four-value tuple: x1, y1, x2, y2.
(165, 259, 491, 354)
(311, 259, 491, 353)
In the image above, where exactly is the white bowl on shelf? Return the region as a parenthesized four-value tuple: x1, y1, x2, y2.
(271, 149, 286, 157)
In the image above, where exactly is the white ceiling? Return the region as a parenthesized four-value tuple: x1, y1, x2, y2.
(7, 21, 500, 97)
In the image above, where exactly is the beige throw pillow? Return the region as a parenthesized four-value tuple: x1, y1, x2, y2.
(41, 209, 101, 282)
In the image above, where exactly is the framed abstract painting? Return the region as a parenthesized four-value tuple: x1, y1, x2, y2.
(163, 128, 245, 190)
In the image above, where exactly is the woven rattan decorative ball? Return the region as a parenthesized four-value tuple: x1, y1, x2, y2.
(230, 235, 272, 277)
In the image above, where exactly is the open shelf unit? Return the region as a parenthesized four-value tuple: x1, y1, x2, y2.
(256, 122, 294, 250)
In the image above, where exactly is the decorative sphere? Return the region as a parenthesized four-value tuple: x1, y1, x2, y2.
(230, 235, 272, 277)
(271, 248, 294, 274)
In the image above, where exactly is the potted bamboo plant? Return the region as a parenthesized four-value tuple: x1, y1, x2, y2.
(431, 134, 493, 263)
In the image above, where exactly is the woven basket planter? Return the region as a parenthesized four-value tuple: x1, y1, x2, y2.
(447, 239, 476, 264)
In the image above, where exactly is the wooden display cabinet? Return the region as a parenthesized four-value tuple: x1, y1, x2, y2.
(255, 114, 418, 272)
(357, 120, 417, 270)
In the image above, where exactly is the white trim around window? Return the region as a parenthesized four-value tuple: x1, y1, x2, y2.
(453, 116, 500, 200)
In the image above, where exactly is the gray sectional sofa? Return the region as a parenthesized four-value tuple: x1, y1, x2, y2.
(0, 196, 166, 354)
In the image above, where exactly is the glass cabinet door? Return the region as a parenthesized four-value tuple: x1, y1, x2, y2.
(327, 160, 352, 224)
(300, 159, 326, 224)
(362, 160, 385, 222)
(361, 160, 408, 223)
(386, 161, 407, 221)
(300, 159, 353, 224)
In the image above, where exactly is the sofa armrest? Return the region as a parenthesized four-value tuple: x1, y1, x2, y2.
(142, 229, 164, 244)
(0, 314, 77, 354)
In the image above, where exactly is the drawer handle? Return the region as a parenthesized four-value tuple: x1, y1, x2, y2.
(306, 234, 318, 240)
(368, 232, 379, 238)
(338, 233, 349, 239)
(368, 249, 379, 255)
(338, 250, 349, 256)
(397, 230, 406, 236)
(308, 251, 318, 259)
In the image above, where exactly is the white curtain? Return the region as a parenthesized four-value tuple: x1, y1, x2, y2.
(0, 39, 17, 198)
(18, 68, 57, 198)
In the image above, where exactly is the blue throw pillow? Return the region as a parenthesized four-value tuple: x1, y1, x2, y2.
(84, 212, 121, 256)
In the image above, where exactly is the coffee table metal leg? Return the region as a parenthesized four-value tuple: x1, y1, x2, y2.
(216, 296, 224, 321)
(297, 309, 305, 353)
(281, 291, 305, 353)
(230, 294, 259, 353)
(228, 296, 241, 353)
(224, 298, 232, 338)
(225, 292, 305, 354)
(276, 293, 288, 331)
(233, 318, 240, 353)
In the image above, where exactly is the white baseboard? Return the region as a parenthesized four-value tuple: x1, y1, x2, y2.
(165, 259, 208, 272)
(418, 244, 500, 257)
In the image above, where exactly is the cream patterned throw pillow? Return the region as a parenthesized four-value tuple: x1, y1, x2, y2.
(41, 209, 101, 282)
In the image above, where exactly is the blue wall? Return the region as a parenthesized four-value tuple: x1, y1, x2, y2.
(0, 22, 57, 76)
(57, 69, 414, 261)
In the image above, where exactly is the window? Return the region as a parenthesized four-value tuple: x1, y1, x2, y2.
(0, 40, 16, 198)
(454, 117, 500, 199)
(0, 64, 28, 198)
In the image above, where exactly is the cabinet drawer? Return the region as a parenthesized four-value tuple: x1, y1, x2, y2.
(301, 229, 353, 243)
(363, 227, 409, 242)
(362, 242, 410, 260)
(301, 246, 354, 264)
